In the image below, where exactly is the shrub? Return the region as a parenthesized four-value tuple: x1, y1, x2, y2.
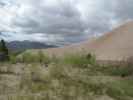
(20, 51, 51, 64)
(9, 51, 22, 64)
(106, 80, 133, 100)
(21, 52, 35, 63)
(106, 86, 125, 100)
(110, 66, 133, 77)
(37, 50, 51, 64)
(9, 54, 18, 64)
(62, 53, 96, 67)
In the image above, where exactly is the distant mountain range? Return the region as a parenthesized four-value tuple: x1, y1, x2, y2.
(6, 41, 57, 52)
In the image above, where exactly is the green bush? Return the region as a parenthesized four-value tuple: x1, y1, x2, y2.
(88, 83, 105, 95)
(9, 51, 22, 64)
(106, 86, 125, 100)
(20, 51, 51, 64)
(9, 54, 18, 64)
(110, 66, 133, 77)
(106, 80, 133, 100)
(21, 52, 35, 63)
(61, 53, 96, 67)
(37, 50, 51, 64)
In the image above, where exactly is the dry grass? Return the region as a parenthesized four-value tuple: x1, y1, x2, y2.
(0, 53, 133, 100)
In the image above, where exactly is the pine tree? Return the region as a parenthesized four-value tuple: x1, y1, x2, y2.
(0, 39, 9, 60)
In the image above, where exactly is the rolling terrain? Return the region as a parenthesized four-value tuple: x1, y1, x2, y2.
(1, 21, 133, 100)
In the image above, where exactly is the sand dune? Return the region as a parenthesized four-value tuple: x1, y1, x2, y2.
(44, 21, 133, 61)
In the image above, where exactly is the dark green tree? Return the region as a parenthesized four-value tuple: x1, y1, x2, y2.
(0, 39, 9, 60)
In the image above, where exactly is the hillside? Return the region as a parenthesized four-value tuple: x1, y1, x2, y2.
(42, 21, 133, 61)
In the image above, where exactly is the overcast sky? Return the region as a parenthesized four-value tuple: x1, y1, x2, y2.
(0, 0, 133, 45)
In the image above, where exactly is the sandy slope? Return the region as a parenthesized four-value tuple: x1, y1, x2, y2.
(42, 21, 133, 61)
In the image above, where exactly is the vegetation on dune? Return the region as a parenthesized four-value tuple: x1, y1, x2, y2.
(61, 53, 96, 67)
(0, 47, 133, 100)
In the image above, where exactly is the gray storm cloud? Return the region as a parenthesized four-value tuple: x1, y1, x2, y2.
(12, 0, 85, 35)
(0, 0, 133, 45)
